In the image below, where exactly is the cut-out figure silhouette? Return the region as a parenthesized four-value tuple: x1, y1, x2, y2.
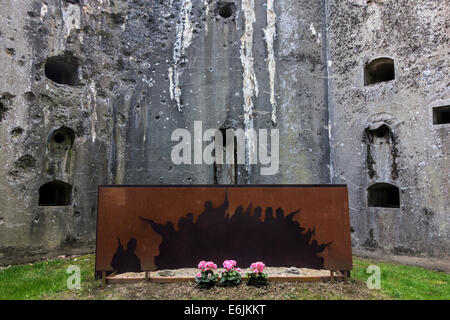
(110, 237, 142, 274)
(139, 188, 332, 269)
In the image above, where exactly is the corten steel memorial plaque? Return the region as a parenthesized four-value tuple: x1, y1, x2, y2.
(95, 185, 352, 274)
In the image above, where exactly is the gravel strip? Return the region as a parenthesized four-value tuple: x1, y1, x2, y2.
(110, 267, 329, 278)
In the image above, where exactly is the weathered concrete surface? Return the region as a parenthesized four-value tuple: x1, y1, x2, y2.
(0, 0, 448, 265)
(327, 0, 449, 258)
(0, 0, 331, 265)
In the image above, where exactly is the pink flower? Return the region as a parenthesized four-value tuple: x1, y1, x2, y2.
(257, 262, 265, 272)
(223, 260, 239, 272)
(197, 272, 202, 278)
(206, 261, 217, 270)
(198, 261, 207, 270)
(250, 261, 265, 273)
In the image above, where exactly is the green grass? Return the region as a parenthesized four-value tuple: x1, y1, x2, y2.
(0, 255, 448, 300)
(352, 257, 450, 300)
(0, 255, 99, 300)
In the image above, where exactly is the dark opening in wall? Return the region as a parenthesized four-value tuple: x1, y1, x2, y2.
(432, 105, 450, 125)
(49, 126, 75, 148)
(217, 2, 235, 19)
(370, 124, 389, 139)
(367, 123, 391, 145)
(46, 127, 75, 175)
(53, 132, 66, 143)
(0, 92, 14, 122)
(364, 58, 395, 85)
(364, 122, 399, 180)
(219, 128, 227, 147)
(45, 55, 79, 86)
(368, 183, 400, 208)
(214, 128, 238, 184)
(39, 180, 72, 206)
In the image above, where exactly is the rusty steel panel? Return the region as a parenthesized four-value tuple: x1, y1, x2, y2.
(95, 185, 352, 273)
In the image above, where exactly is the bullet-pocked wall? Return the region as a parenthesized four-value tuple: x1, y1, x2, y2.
(1, 0, 448, 265)
(0, 0, 112, 264)
(327, 0, 449, 257)
(0, 0, 331, 265)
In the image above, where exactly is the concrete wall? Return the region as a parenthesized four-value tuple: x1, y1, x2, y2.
(0, 0, 330, 265)
(1, 0, 448, 265)
(327, 0, 449, 257)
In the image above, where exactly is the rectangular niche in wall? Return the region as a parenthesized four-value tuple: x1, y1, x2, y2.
(39, 180, 72, 206)
(364, 58, 395, 86)
(45, 55, 79, 86)
(214, 128, 238, 185)
(432, 105, 450, 125)
(368, 183, 400, 208)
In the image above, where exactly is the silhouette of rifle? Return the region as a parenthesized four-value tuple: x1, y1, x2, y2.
(116, 236, 123, 253)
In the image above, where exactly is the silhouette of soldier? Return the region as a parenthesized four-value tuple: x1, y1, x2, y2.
(139, 190, 330, 269)
(305, 227, 314, 240)
(254, 206, 262, 220)
(275, 208, 284, 221)
(218, 188, 229, 211)
(231, 205, 244, 220)
(196, 189, 229, 228)
(265, 207, 275, 223)
(286, 208, 301, 221)
(204, 201, 214, 211)
(110, 237, 142, 274)
(178, 212, 194, 230)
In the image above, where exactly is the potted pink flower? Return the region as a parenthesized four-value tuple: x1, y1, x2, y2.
(220, 260, 242, 287)
(247, 261, 268, 286)
(195, 261, 218, 288)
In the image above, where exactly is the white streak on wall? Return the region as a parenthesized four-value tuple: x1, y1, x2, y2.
(182, 1, 194, 50)
(168, 66, 175, 101)
(240, 0, 258, 172)
(121, 14, 128, 32)
(40, 4, 48, 20)
(89, 81, 98, 143)
(62, 4, 81, 38)
(263, 0, 277, 125)
(169, 0, 194, 112)
(327, 121, 333, 179)
(203, 0, 210, 33)
(309, 23, 316, 36)
(174, 69, 182, 109)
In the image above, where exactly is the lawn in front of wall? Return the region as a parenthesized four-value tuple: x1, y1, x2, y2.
(0, 254, 448, 300)
(351, 257, 450, 300)
(0, 254, 98, 300)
